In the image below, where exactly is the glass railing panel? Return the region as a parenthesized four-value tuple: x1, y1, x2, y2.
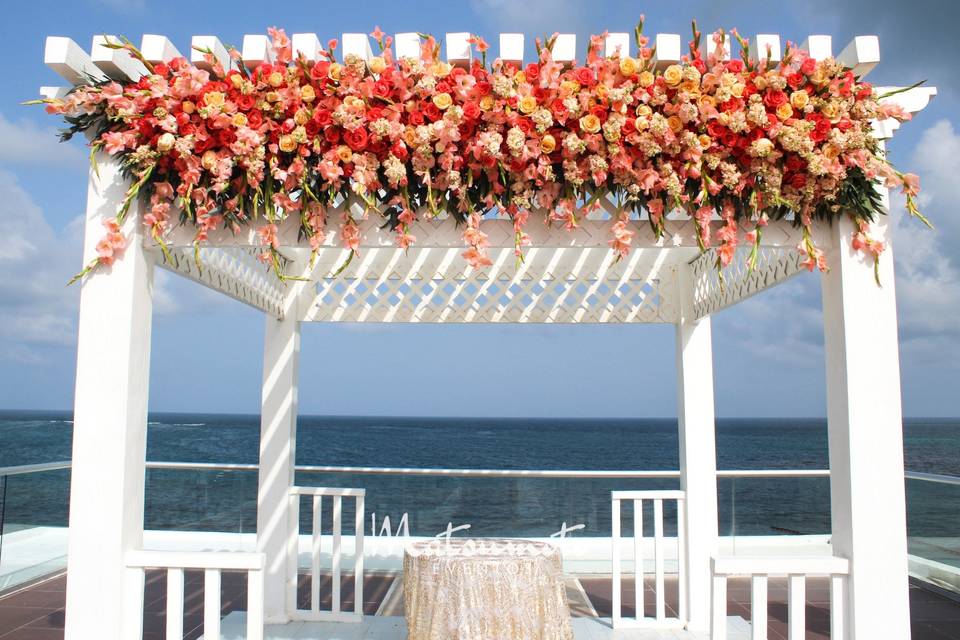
(0, 466, 71, 590)
(144, 466, 257, 533)
(906, 474, 960, 595)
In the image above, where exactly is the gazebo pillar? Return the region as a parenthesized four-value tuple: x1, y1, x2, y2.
(675, 264, 719, 633)
(65, 158, 154, 640)
(822, 213, 911, 638)
(257, 306, 302, 622)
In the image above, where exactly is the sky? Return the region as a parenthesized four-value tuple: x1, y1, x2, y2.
(0, 0, 958, 418)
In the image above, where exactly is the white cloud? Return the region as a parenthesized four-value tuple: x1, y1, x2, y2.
(0, 112, 86, 169)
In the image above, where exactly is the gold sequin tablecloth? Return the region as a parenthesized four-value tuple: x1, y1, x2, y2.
(403, 538, 573, 640)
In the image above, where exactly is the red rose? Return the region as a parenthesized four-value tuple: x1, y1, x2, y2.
(459, 122, 476, 140)
(310, 61, 330, 80)
(575, 67, 595, 86)
(343, 127, 368, 151)
(515, 117, 532, 134)
(408, 110, 425, 126)
(525, 63, 541, 81)
(313, 110, 332, 127)
(533, 86, 548, 102)
(342, 164, 354, 178)
(622, 118, 636, 135)
(726, 60, 744, 73)
(436, 81, 451, 94)
(281, 118, 296, 134)
(305, 120, 320, 137)
(789, 173, 807, 189)
(476, 81, 492, 95)
(763, 90, 788, 109)
(707, 121, 726, 138)
(153, 62, 169, 77)
(218, 129, 236, 146)
(367, 107, 384, 121)
(722, 131, 738, 148)
(836, 118, 853, 132)
(787, 73, 805, 90)
(550, 99, 567, 118)
(472, 67, 489, 83)
(247, 110, 263, 129)
(175, 112, 191, 127)
(590, 105, 607, 122)
(236, 94, 256, 112)
(324, 127, 341, 144)
(391, 142, 408, 161)
(368, 139, 388, 157)
(786, 154, 805, 172)
(462, 102, 481, 120)
(800, 58, 817, 76)
(138, 121, 154, 138)
(423, 102, 441, 121)
(373, 79, 392, 99)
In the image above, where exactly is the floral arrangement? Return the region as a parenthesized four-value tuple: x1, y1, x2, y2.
(35, 20, 928, 284)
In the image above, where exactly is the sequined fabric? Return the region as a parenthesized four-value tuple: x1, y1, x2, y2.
(403, 538, 574, 640)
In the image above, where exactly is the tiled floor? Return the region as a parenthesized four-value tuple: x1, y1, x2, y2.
(1, 571, 959, 639)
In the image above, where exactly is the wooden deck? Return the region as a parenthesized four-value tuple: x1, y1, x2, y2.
(1, 571, 958, 639)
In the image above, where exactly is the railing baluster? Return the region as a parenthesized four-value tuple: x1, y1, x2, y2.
(287, 493, 299, 619)
(311, 494, 322, 613)
(787, 574, 805, 640)
(332, 494, 342, 614)
(711, 571, 727, 640)
(204, 568, 221, 640)
(611, 497, 621, 626)
(751, 575, 768, 640)
(247, 568, 265, 640)
(166, 567, 184, 640)
(354, 493, 365, 617)
(677, 497, 687, 624)
(831, 574, 845, 640)
(633, 498, 643, 620)
(653, 498, 665, 621)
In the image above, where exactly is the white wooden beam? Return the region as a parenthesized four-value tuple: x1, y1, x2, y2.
(64, 154, 154, 640)
(342, 33, 373, 61)
(445, 32, 472, 67)
(242, 34, 274, 70)
(291, 33, 322, 62)
(650, 33, 682, 70)
(675, 263, 719, 634)
(552, 33, 576, 65)
(750, 34, 781, 64)
(800, 35, 832, 61)
(604, 32, 630, 58)
(394, 32, 420, 60)
(837, 35, 880, 78)
(499, 33, 524, 68)
(39, 86, 70, 100)
(821, 208, 911, 638)
(140, 34, 181, 64)
(91, 35, 148, 81)
(45, 36, 108, 85)
(191, 35, 234, 72)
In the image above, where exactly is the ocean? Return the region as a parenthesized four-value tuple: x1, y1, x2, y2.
(0, 411, 957, 539)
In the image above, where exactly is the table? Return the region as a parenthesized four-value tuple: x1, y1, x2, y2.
(403, 538, 573, 640)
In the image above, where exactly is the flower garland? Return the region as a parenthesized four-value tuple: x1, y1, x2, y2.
(34, 20, 928, 284)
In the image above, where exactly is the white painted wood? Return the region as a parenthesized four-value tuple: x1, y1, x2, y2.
(800, 35, 832, 61)
(191, 35, 233, 72)
(286, 494, 299, 620)
(332, 495, 342, 614)
(166, 568, 184, 640)
(830, 574, 846, 640)
(837, 35, 879, 78)
(750, 575, 767, 640)
(653, 499, 665, 621)
(242, 34, 275, 69)
(676, 496, 687, 624)
(700, 33, 731, 61)
(394, 33, 420, 60)
(633, 501, 643, 619)
(650, 34, 681, 70)
(140, 34, 181, 63)
(675, 262, 718, 634)
(499, 33, 524, 68)
(354, 495, 365, 615)
(64, 154, 153, 640)
(822, 204, 910, 639)
(45, 36, 108, 85)
(604, 33, 630, 58)
(711, 573, 727, 640)
(39, 86, 70, 99)
(750, 34, 781, 63)
(553, 34, 576, 64)
(787, 574, 805, 640)
(127, 550, 266, 570)
(611, 497, 622, 627)
(91, 35, 148, 80)
(292, 33, 323, 62)
(311, 495, 322, 613)
(257, 307, 301, 623)
(122, 567, 146, 640)
(204, 568, 222, 639)
(247, 569, 265, 640)
(445, 32, 472, 67)
(342, 33, 373, 61)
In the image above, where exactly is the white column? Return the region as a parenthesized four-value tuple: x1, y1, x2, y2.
(65, 156, 154, 640)
(675, 264, 719, 633)
(822, 213, 910, 639)
(257, 312, 301, 622)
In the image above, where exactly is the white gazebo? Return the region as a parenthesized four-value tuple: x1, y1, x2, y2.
(42, 27, 935, 640)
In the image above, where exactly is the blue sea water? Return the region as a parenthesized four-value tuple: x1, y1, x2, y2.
(0, 412, 957, 538)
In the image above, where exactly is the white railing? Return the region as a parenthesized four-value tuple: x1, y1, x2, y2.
(288, 486, 365, 622)
(710, 555, 850, 640)
(611, 490, 687, 629)
(124, 549, 265, 640)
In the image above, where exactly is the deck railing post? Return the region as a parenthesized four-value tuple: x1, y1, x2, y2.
(65, 154, 154, 640)
(821, 205, 911, 638)
(675, 263, 719, 632)
(257, 307, 302, 622)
